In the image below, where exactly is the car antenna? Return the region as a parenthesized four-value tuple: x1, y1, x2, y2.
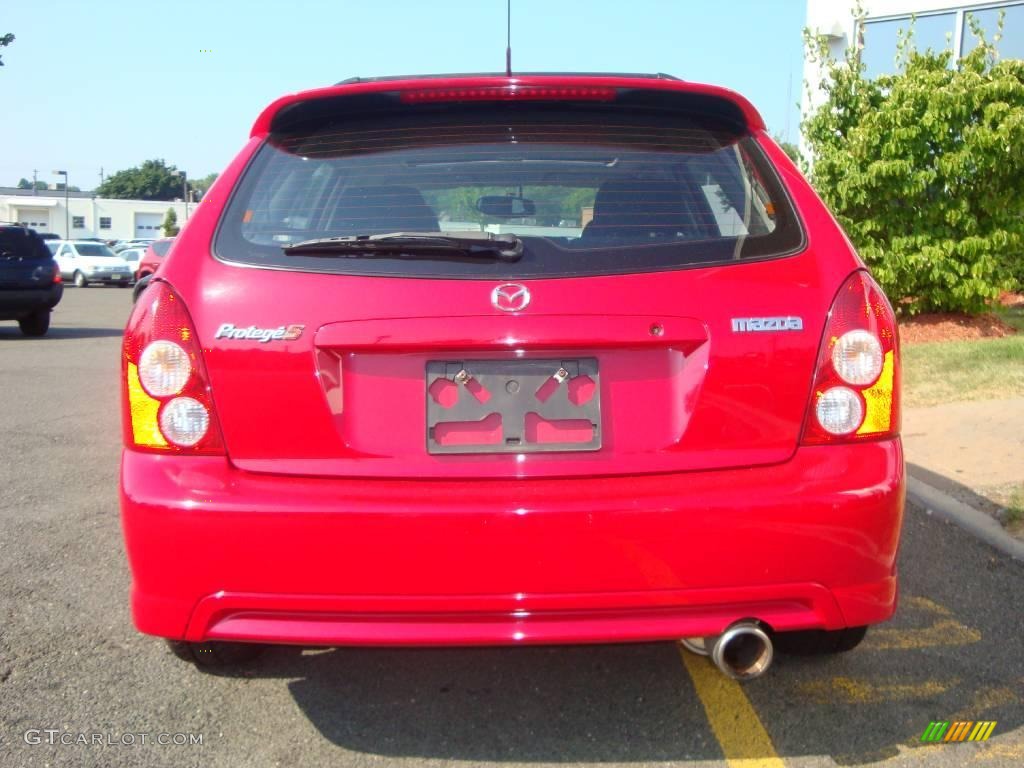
(505, 0, 512, 76)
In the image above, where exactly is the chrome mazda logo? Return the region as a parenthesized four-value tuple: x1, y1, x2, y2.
(491, 283, 531, 312)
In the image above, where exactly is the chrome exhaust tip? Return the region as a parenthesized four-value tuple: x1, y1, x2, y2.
(710, 621, 773, 681)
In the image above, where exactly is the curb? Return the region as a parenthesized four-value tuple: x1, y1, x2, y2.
(907, 475, 1024, 562)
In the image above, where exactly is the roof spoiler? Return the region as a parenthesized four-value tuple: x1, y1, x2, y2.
(251, 75, 766, 138)
(334, 71, 683, 86)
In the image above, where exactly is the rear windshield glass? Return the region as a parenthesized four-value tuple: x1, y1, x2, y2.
(76, 243, 117, 257)
(0, 228, 50, 260)
(216, 103, 803, 279)
(152, 240, 173, 257)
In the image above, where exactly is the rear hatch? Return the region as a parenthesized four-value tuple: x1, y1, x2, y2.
(184, 82, 837, 480)
(0, 227, 56, 289)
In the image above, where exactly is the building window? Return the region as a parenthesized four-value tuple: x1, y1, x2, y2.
(862, 12, 957, 78)
(99, 217, 112, 229)
(72, 216, 85, 229)
(963, 4, 1024, 60)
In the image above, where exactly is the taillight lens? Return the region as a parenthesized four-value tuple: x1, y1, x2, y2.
(122, 280, 224, 454)
(52, 263, 62, 284)
(802, 271, 900, 444)
(831, 329, 883, 385)
(139, 340, 190, 396)
(159, 396, 210, 446)
(815, 386, 864, 435)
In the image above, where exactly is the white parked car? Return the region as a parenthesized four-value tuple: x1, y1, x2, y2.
(113, 239, 156, 253)
(53, 241, 135, 287)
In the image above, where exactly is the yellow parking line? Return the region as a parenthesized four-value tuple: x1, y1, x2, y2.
(798, 676, 957, 704)
(678, 645, 785, 768)
(951, 686, 1019, 722)
(864, 619, 981, 650)
(863, 596, 981, 650)
(903, 596, 953, 616)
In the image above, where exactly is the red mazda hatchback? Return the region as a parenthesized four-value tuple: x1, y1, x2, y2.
(120, 73, 903, 679)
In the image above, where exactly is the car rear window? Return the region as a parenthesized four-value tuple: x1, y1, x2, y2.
(76, 243, 117, 257)
(152, 240, 173, 257)
(0, 228, 50, 260)
(216, 102, 803, 279)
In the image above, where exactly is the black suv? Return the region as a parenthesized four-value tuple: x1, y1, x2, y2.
(0, 226, 63, 336)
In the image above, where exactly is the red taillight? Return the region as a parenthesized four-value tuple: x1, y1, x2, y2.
(52, 263, 62, 284)
(801, 271, 901, 445)
(121, 280, 225, 455)
(400, 85, 617, 103)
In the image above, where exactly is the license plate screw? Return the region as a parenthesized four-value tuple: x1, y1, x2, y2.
(454, 369, 471, 384)
(554, 367, 569, 383)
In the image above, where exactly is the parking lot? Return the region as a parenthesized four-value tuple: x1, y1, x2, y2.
(1, 288, 1022, 767)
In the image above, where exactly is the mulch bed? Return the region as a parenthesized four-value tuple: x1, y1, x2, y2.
(898, 292, 1021, 344)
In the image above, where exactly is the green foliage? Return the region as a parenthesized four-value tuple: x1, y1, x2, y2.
(425, 186, 596, 227)
(803, 10, 1024, 313)
(16, 178, 47, 190)
(772, 135, 802, 166)
(0, 33, 13, 67)
(190, 172, 218, 199)
(97, 159, 185, 201)
(162, 208, 179, 238)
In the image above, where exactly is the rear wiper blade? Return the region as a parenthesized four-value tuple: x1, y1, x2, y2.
(282, 231, 523, 262)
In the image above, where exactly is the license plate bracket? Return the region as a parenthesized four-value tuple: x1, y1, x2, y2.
(426, 358, 601, 454)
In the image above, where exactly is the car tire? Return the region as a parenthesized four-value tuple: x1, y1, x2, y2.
(165, 640, 266, 669)
(774, 626, 868, 655)
(18, 311, 50, 337)
(73, 271, 88, 288)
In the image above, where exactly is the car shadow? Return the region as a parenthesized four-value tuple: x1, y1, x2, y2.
(218, 642, 722, 762)
(0, 326, 124, 340)
(908, 462, 1012, 521)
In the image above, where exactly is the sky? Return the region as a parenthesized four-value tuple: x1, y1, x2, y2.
(0, 0, 808, 190)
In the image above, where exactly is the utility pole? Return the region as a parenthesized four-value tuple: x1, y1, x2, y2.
(53, 170, 69, 239)
(99, 167, 105, 186)
(174, 170, 189, 220)
(32, 169, 38, 196)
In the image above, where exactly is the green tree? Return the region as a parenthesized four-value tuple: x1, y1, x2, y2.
(803, 10, 1024, 313)
(190, 172, 218, 199)
(16, 178, 47, 190)
(97, 159, 185, 201)
(0, 33, 13, 67)
(162, 208, 179, 237)
(772, 135, 802, 166)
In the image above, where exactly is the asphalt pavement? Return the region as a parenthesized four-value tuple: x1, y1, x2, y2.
(1, 288, 1022, 768)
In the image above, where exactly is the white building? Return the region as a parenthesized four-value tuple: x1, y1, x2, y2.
(0, 188, 197, 241)
(802, 0, 1024, 154)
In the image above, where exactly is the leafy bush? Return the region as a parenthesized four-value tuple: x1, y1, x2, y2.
(162, 208, 179, 238)
(803, 12, 1024, 313)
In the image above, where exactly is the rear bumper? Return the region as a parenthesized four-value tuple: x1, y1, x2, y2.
(86, 273, 132, 284)
(120, 440, 904, 646)
(0, 285, 63, 319)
